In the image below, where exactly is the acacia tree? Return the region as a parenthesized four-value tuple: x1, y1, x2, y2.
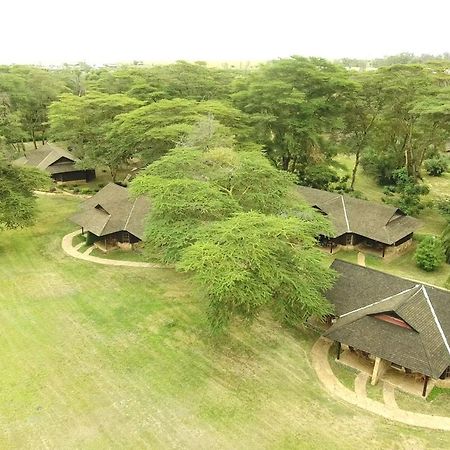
(109, 98, 247, 164)
(0, 66, 65, 148)
(48, 92, 143, 180)
(362, 65, 450, 183)
(232, 56, 351, 173)
(341, 71, 384, 189)
(0, 162, 50, 229)
(132, 145, 334, 331)
(178, 212, 335, 332)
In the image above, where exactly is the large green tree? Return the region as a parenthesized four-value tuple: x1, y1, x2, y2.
(48, 92, 143, 180)
(0, 65, 66, 149)
(0, 162, 50, 229)
(232, 56, 351, 172)
(110, 99, 247, 164)
(178, 212, 335, 332)
(132, 145, 334, 331)
(361, 65, 450, 183)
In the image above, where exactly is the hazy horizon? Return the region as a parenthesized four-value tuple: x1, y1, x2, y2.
(2, 0, 449, 66)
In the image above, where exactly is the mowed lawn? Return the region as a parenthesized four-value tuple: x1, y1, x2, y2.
(2, 196, 450, 449)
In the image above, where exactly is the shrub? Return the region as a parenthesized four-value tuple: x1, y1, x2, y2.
(414, 235, 445, 272)
(436, 197, 450, 218)
(72, 186, 80, 194)
(424, 157, 448, 176)
(298, 164, 339, 190)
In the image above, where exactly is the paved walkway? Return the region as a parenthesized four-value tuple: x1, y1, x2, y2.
(311, 337, 450, 431)
(357, 252, 366, 267)
(61, 230, 166, 268)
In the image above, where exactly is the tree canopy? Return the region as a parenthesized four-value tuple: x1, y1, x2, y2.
(0, 162, 50, 229)
(131, 145, 333, 331)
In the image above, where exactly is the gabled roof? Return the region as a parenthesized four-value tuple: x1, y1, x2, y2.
(297, 186, 420, 245)
(14, 143, 79, 172)
(71, 183, 151, 240)
(325, 260, 450, 378)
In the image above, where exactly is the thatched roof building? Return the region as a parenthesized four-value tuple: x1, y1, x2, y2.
(71, 183, 150, 250)
(325, 260, 450, 394)
(14, 143, 95, 182)
(297, 186, 420, 255)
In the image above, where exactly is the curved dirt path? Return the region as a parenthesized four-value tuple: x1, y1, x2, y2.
(61, 230, 166, 268)
(311, 337, 450, 431)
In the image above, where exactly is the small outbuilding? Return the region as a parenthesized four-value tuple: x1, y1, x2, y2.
(14, 143, 95, 182)
(71, 183, 150, 251)
(325, 260, 450, 396)
(297, 186, 420, 256)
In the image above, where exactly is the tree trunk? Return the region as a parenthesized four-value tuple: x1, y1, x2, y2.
(110, 167, 117, 183)
(350, 149, 361, 190)
(31, 129, 37, 149)
(281, 155, 291, 171)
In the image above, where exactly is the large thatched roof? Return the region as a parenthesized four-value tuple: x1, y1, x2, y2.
(297, 186, 420, 245)
(325, 260, 450, 378)
(14, 143, 79, 172)
(71, 183, 151, 240)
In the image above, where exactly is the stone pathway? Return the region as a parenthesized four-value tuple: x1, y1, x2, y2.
(61, 230, 166, 268)
(354, 372, 369, 398)
(357, 252, 366, 267)
(311, 337, 450, 431)
(383, 382, 398, 409)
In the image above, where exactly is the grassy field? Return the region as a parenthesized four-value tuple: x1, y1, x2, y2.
(2, 196, 450, 448)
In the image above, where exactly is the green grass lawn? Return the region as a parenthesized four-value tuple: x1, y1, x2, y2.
(366, 383, 384, 403)
(90, 247, 149, 263)
(395, 388, 450, 417)
(2, 196, 450, 448)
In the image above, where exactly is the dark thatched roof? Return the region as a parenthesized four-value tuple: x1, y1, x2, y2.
(13, 143, 81, 172)
(297, 186, 420, 245)
(325, 260, 450, 378)
(71, 183, 151, 240)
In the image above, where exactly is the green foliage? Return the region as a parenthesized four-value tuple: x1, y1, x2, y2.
(135, 147, 296, 214)
(232, 56, 351, 172)
(86, 61, 236, 101)
(436, 196, 450, 218)
(177, 212, 335, 332)
(382, 168, 430, 215)
(0, 65, 66, 147)
(0, 162, 50, 229)
(424, 156, 448, 176)
(442, 222, 450, 264)
(110, 98, 246, 164)
(48, 92, 143, 179)
(298, 164, 340, 190)
(414, 235, 445, 271)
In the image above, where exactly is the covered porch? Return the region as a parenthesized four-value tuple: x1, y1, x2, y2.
(335, 343, 435, 397)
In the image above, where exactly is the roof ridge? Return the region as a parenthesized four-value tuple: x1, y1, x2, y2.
(339, 284, 421, 319)
(331, 260, 450, 293)
(124, 197, 138, 231)
(421, 285, 450, 357)
(341, 195, 351, 232)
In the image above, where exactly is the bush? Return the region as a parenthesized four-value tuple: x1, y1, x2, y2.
(436, 197, 450, 218)
(414, 235, 445, 272)
(424, 157, 448, 176)
(72, 186, 80, 193)
(298, 164, 339, 190)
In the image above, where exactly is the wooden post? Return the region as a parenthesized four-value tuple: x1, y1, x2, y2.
(336, 342, 341, 360)
(382, 245, 386, 258)
(422, 376, 429, 397)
